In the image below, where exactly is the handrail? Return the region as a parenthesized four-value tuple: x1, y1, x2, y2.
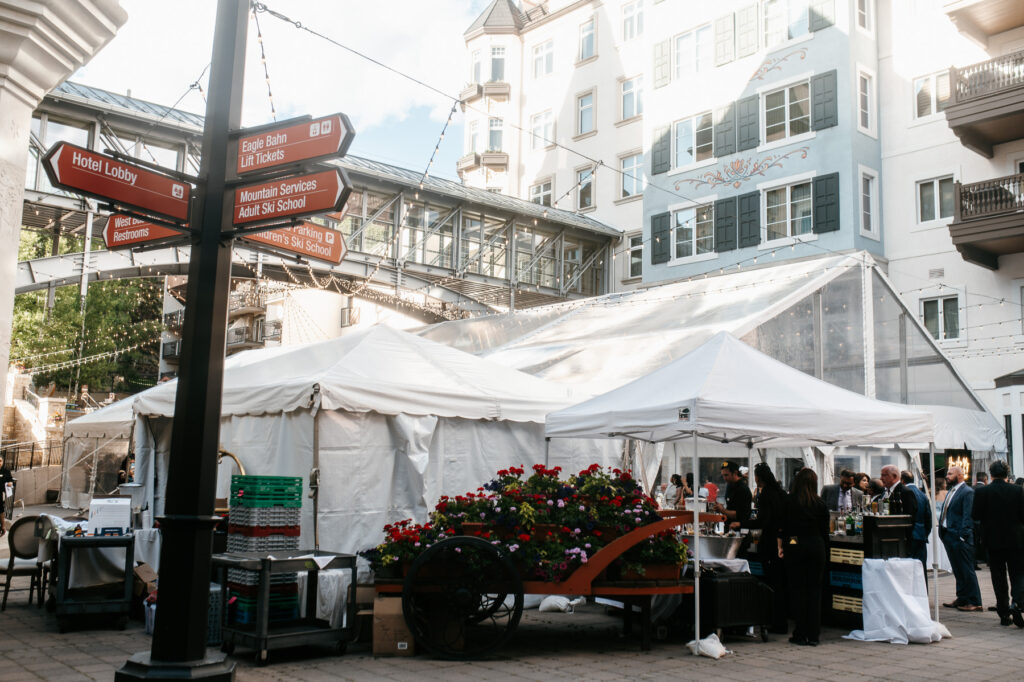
(951, 48, 1024, 104)
(956, 171, 1024, 221)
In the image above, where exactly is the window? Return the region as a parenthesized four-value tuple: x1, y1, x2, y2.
(488, 118, 503, 152)
(577, 168, 594, 210)
(468, 121, 479, 152)
(913, 72, 951, 118)
(628, 235, 643, 278)
(621, 77, 643, 120)
(858, 70, 874, 133)
(577, 92, 594, 135)
(857, 0, 872, 32)
(533, 40, 553, 78)
(765, 181, 812, 240)
(621, 153, 643, 198)
(673, 204, 715, 258)
(922, 296, 959, 341)
(860, 169, 877, 236)
(579, 19, 595, 61)
(623, 1, 643, 41)
(917, 176, 954, 223)
(674, 25, 712, 78)
(530, 111, 553, 150)
(490, 46, 506, 82)
(470, 50, 481, 83)
(530, 180, 552, 206)
(674, 111, 714, 167)
(763, 0, 808, 48)
(764, 80, 810, 142)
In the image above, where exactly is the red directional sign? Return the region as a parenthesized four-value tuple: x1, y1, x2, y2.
(232, 168, 350, 225)
(242, 222, 347, 264)
(236, 113, 355, 175)
(103, 214, 183, 249)
(42, 142, 191, 222)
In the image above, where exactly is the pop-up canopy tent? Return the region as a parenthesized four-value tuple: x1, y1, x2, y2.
(132, 325, 618, 557)
(61, 395, 136, 508)
(545, 331, 937, 644)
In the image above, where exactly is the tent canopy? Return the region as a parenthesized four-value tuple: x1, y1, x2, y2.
(65, 395, 136, 439)
(546, 332, 934, 447)
(134, 325, 584, 422)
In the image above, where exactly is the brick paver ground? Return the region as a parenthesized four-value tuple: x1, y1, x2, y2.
(1, 560, 1023, 681)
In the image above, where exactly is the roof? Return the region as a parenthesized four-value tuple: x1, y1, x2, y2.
(334, 155, 622, 238)
(995, 368, 1024, 388)
(50, 81, 205, 130)
(465, 0, 527, 37)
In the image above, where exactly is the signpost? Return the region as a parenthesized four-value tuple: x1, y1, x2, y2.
(103, 214, 183, 249)
(242, 221, 348, 264)
(236, 113, 354, 175)
(232, 168, 351, 226)
(42, 142, 191, 223)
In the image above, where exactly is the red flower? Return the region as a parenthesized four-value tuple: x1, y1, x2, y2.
(518, 534, 531, 542)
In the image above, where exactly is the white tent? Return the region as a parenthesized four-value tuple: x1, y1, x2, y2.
(545, 331, 936, 646)
(133, 325, 618, 557)
(61, 395, 136, 508)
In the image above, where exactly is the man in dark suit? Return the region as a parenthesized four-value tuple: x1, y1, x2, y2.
(972, 460, 1024, 627)
(822, 469, 864, 512)
(901, 470, 933, 588)
(878, 465, 917, 517)
(940, 465, 983, 611)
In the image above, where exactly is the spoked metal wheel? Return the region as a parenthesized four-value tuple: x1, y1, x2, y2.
(401, 536, 523, 659)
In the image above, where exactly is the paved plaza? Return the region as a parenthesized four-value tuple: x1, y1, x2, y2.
(1, 554, 1022, 682)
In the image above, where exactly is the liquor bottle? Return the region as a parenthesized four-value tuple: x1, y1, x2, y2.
(854, 509, 864, 535)
(845, 511, 854, 534)
(882, 497, 890, 515)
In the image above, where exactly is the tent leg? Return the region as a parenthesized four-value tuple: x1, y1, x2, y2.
(544, 438, 550, 468)
(930, 442, 938, 623)
(311, 410, 321, 552)
(693, 435, 700, 652)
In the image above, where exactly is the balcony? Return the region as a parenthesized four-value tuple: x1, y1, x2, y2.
(228, 290, 266, 317)
(162, 340, 182, 360)
(457, 152, 481, 173)
(459, 83, 483, 110)
(163, 310, 184, 329)
(945, 1, 1024, 43)
(945, 48, 1024, 157)
(264, 319, 282, 340)
(481, 81, 510, 100)
(226, 325, 262, 350)
(949, 171, 1024, 269)
(481, 151, 509, 169)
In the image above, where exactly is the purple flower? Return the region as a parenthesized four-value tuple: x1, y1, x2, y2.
(584, 543, 592, 549)
(455, 547, 462, 553)
(579, 505, 585, 511)
(557, 499, 565, 508)
(547, 500, 554, 506)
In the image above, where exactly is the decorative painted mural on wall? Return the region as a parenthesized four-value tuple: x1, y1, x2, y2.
(750, 47, 807, 81)
(674, 147, 809, 190)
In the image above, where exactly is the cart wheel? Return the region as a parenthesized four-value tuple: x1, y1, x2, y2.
(221, 642, 235, 655)
(760, 626, 768, 642)
(402, 536, 523, 659)
(333, 640, 347, 656)
(255, 649, 269, 666)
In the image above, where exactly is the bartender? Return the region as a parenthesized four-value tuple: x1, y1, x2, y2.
(714, 460, 751, 523)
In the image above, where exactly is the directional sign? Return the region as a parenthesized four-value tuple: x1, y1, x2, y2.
(236, 113, 355, 175)
(42, 142, 191, 222)
(232, 168, 350, 225)
(103, 214, 183, 249)
(242, 221, 348, 264)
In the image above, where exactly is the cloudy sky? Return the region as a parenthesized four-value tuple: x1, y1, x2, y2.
(73, 0, 490, 179)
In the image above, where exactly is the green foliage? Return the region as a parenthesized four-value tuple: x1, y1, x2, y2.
(12, 230, 162, 394)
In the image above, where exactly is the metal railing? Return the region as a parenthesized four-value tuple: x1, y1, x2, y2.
(264, 319, 282, 339)
(955, 171, 1024, 221)
(162, 340, 182, 358)
(952, 48, 1024, 104)
(228, 290, 266, 312)
(163, 310, 185, 328)
(25, 388, 40, 410)
(0, 439, 63, 472)
(226, 326, 259, 346)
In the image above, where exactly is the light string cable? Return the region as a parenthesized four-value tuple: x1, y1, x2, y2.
(252, 4, 277, 121)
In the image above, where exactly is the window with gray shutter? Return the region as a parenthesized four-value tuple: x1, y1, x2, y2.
(735, 5, 759, 57)
(714, 103, 736, 158)
(738, 191, 761, 247)
(812, 172, 840, 233)
(653, 39, 671, 89)
(715, 14, 735, 66)
(714, 197, 738, 252)
(736, 95, 760, 151)
(652, 126, 671, 175)
(809, 0, 835, 32)
(651, 212, 671, 264)
(811, 70, 838, 130)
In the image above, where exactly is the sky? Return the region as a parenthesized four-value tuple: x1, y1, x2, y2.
(72, 0, 491, 180)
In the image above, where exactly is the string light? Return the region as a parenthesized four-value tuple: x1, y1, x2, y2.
(252, 6, 277, 121)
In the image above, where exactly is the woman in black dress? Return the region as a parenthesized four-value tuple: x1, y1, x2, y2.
(779, 467, 829, 646)
(732, 462, 788, 634)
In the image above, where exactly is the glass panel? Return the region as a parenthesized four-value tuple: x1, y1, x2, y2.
(791, 182, 813, 235)
(675, 32, 694, 77)
(862, 175, 872, 232)
(942, 297, 959, 339)
(873, 273, 905, 403)
(919, 181, 935, 222)
(675, 208, 693, 258)
(695, 112, 714, 161)
(935, 72, 951, 111)
(788, 0, 808, 38)
(491, 47, 505, 81)
(580, 20, 594, 60)
(765, 90, 786, 141)
(859, 75, 870, 128)
(461, 216, 482, 273)
(674, 118, 694, 167)
(914, 77, 931, 117)
(621, 154, 642, 197)
(766, 187, 788, 240)
(922, 299, 939, 339)
(696, 25, 712, 72)
(578, 94, 593, 133)
(939, 177, 955, 219)
(695, 204, 714, 254)
(788, 83, 810, 136)
(629, 235, 642, 277)
(577, 169, 593, 208)
(743, 292, 816, 377)
(906, 305, 976, 408)
(763, 0, 786, 47)
(622, 79, 637, 119)
(822, 269, 865, 394)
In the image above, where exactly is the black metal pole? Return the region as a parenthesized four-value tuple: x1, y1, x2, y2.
(116, 0, 246, 679)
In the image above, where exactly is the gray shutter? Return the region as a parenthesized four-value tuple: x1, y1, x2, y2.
(812, 172, 840, 234)
(651, 126, 671, 175)
(736, 5, 759, 57)
(714, 14, 735, 66)
(653, 39, 671, 89)
(651, 212, 671, 264)
(714, 102, 736, 158)
(736, 95, 760, 151)
(714, 197, 738, 252)
(809, 0, 835, 32)
(811, 70, 838, 130)
(738, 191, 761, 247)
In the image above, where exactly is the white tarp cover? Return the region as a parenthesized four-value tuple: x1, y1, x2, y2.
(65, 395, 135, 438)
(912, 404, 1007, 452)
(545, 332, 935, 447)
(845, 559, 951, 644)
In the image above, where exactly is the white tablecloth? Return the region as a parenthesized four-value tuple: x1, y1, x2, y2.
(844, 558, 952, 645)
(296, 569, 352, 629)
(134, 528, 162, 572)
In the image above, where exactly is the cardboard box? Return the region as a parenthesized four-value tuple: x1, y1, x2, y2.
(133, 563, 158, 598)
(372, 595, 414, 656)
(355, 585, 375, 607)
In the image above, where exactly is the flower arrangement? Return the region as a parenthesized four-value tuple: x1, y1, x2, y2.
(360, 464, 689, 582)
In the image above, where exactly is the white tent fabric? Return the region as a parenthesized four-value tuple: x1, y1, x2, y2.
(913, 404, 1006, 452)
(61, 396, 138, 508)
(546, 332, 934, 447)
(65, 396, 136, 438)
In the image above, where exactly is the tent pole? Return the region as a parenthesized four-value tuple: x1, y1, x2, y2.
(312, 409, 320, 551)
(930, 441, 938, 623)
(544, 438, 550, 468)
(693, 434, 700, 652)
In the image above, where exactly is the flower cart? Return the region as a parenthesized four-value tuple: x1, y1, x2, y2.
(365, 465, 725, 659)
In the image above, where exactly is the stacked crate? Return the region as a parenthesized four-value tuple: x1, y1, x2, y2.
(227, 475, 302, 625)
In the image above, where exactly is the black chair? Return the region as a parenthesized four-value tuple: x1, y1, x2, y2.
(2, 515, 42, 610)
